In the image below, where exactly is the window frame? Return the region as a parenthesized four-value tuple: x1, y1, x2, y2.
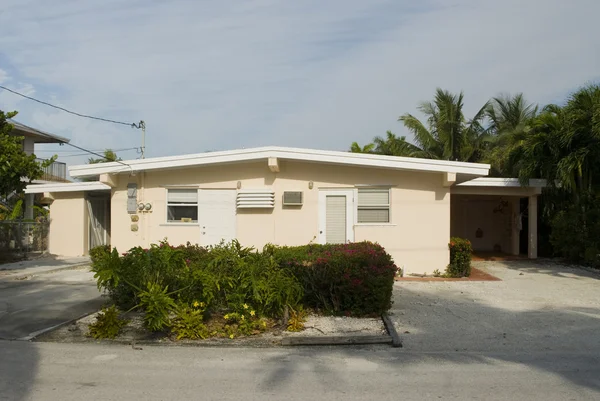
(355, 187, 392, 225)
(165, 188, 199, 223)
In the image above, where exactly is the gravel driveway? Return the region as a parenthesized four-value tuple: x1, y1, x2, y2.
(391, 260, 600, 353)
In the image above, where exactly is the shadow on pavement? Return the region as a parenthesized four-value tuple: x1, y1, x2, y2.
(260, 286, 600, 393)
(0, 340, 39, 401)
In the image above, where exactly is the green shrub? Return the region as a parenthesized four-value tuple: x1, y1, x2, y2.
(550, 193, 600, 268)
(446, 237, 472, 277)
(89, 245, 110, 264)
(171, 302, 209, 340)
(87, 305, 129, 339)
(273, 242, 397, 316)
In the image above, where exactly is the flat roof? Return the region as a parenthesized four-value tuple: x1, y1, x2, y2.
(456, 177, 546, 188)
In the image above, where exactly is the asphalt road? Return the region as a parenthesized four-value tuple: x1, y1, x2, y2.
(1, 341, 599, 401)
(0, 268, 104, 340)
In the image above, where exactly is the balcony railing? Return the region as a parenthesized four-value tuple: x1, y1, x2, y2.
(35, 158, 67, 182)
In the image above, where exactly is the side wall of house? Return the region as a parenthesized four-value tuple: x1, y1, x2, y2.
(109, 161, 450, 275)
(48, 191, 87, 256)
(450, 194, 515, 253)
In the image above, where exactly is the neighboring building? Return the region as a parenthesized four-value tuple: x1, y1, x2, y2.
(8, 120, 70, 220)
(25, 147, 545, 276)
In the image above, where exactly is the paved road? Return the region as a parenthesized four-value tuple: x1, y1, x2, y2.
(0, 268, 104, 340)
(1, 341, 599, 401)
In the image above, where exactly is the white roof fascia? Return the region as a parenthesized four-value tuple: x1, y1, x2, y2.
(69, 146, 490, 178)
(25, 181, 111, 194)
(457, 177, 546, 188)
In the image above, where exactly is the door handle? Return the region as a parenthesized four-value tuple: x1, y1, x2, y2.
(319, 231, 323, 234)
(202, 232, 206, 235)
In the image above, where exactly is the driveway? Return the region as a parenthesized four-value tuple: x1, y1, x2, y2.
(391, 260, 600, 353)
(0, 266, 104, 340)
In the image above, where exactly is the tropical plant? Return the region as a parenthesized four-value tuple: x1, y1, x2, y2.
(399, 88, 490, 161)
(0, 110, 56, 197)
(485, 94, 539, 176)
(87, 305, 129, 339)
(88, 149, 121, 164)
(349, 142, 375, 153)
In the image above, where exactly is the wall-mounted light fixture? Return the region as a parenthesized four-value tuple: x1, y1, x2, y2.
(237, 181, 242, 189)
(308, 181, 314, 189)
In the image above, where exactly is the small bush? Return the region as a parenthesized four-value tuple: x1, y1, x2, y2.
(88, 305, 129, 339)
(287, 306, 307, 332)
(89, 245, 110, 265)
(447, 237, 472, 277)
(171, 302, 209, 340)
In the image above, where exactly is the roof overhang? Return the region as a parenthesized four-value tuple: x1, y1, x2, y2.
(9, 120, 70, 144)
(24, 181, 111, 194)
(453, 178, 546, 196)
(69, 146, 490, 179)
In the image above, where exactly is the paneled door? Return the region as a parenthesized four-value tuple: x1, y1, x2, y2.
(197, 190, 236, 246)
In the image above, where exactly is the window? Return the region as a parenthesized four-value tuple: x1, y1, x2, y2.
(357, 188, 390, 223)
(167, 189, 198, 222)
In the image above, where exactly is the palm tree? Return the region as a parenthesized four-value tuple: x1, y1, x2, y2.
(509, 84, 600, 198)
(399, 88, 489, 162)
(371, 131, 422, 157)
(349, 142, 375, 153)
(88, 149, 121, 164)
(485, 94, 539, 176)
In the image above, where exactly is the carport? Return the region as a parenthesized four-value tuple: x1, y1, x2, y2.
(25, 181, 112, 256)
(450, 178, 546, 258)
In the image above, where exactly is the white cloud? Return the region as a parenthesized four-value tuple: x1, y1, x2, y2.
(0, 0, 599, 167)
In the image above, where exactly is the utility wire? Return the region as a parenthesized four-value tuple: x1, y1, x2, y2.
(19, 124, 132, 169)
(35, 147, 139, 154)
(0, 84, 141, 128)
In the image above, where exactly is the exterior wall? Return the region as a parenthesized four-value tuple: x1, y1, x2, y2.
(450, 194, 516, 254)
(22, 137, 35, 155)
(48, 192, 87, 256)
(108, 160, 450, 275)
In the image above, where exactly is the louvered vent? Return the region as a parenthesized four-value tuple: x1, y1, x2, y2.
(282, 191, 303, 206)
(236, 189, 275, 208)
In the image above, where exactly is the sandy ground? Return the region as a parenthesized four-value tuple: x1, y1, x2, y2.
(37, 311, 386, 346)
(391, 259, 600, 352)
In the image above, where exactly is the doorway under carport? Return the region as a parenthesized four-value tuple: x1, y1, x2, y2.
(450, 178, 545, 259)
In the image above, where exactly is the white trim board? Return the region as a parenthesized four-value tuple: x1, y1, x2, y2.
(25, 181, 111, 194)
(69, 146, 491, 178)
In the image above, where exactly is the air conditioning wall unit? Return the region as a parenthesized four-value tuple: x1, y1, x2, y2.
(282, 191, 303, 206)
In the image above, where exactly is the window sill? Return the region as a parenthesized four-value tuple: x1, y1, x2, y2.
(160, 223, 200, 226)
(354, 223, 397, 227)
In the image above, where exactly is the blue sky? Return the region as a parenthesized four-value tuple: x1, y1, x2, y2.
(1, 0, 599, 167)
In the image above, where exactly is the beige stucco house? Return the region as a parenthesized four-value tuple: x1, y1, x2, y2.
(25, 147, 545, 275)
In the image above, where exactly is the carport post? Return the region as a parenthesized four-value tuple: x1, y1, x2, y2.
(511, 198, 520, 256)
(528, 195, 538, 259)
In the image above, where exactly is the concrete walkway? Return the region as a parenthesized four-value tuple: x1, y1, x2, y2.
(0, 266, 104, 340)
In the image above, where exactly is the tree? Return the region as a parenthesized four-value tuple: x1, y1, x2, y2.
(510, 84, 600, 198)
(0, 110, 54, 198)
(349, 142, 375, 153)
(485, 94, 538, 176)
(372, 131, 423, 157)
(88, 149, 121, 164)
(399, 88, 489, 161)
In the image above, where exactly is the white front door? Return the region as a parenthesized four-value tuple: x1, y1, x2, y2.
(198, 190, 237, 246)
(318, 190, 354, 244)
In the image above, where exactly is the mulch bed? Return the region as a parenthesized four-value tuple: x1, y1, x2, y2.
(396, 267, 501, 282)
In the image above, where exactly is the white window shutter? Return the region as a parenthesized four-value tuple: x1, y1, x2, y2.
(168, 189, 198, 203)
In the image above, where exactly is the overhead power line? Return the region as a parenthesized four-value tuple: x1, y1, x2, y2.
(18, 125, 133, 169)
(0, 84, 142, 128)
